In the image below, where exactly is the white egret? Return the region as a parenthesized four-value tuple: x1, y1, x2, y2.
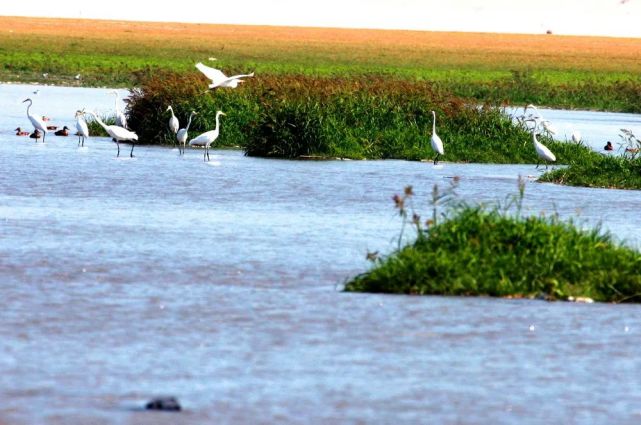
(75, 110, 89, 147)
(530, 130, 556, 169)
(430, 110, 444, 165)
(524, 104, 557, 135)
(111, 91, 128, 129)
(189, 111, 225, 161)
(571, 129, 582, 144)
(176, 111, 197, 155)
(166, 106, 179, 134)
(85, 111, 138, 157)
(195, 62, 254, 90)
(22, 98, 48, 143)
(75, 74, 81, 80)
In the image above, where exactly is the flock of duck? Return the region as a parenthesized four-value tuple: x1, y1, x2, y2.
(13, 62, 582, 167)
(14, 62, 254, 161)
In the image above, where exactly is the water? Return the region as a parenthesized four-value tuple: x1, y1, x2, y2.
(2, 84, 641, 424)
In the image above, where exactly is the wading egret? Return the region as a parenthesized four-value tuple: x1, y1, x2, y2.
(75, 110, 89, 147)
(525, 104, 557, 135)
(531, 130, 556, 169)
(176, 111, 197, 155)
(22, 98, 48, 143)
(430, 110, 444, 165)
(571, 129, 582, 144)
(195, 63, 254, 90)
(166, 106, 179, 134)
(111, 91, 128, 129)
(85, 111, 138, 157)
(189, 111, 225, 161)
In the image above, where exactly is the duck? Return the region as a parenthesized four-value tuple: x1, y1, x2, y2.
(604, 141, 614, 151)
(29, 130, 42, 139)
(46, 125, 58, 131)
(15, 127, 30, 136)
(54, 126, 70, 136)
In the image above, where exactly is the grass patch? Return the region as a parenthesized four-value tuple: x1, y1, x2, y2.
(344, 182, 641, 302)
(539, 129, 641, 189)
(127, 71, 594, 165)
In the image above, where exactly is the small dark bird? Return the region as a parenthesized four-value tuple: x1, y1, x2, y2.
(29, 130, 42, 139)
(15, 127, 30, 136)
(54, 126, 70, 136)
(604, 141, 614, 151)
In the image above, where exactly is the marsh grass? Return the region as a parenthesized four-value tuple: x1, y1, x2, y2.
(345, 182, 641, 302)
(127, 71, 596, 165)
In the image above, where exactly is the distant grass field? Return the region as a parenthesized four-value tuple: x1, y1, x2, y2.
(1, 17, 641, 110)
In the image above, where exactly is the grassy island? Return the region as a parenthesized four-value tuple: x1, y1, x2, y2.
(344, 184, 641, 302)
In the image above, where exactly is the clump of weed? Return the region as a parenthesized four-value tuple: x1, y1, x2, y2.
(345, 180, 641, 302)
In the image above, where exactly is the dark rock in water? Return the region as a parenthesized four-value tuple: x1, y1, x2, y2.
(145, 396, 181, 411)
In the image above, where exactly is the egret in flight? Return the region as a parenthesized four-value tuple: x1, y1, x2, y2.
(430, 110, 444, 165)
(189, 111, 225, 161)
(176, 111, 197, 155)
(111, 91, 128, 129)
(166, 106, 179, 134)
(22, 98, 48, 143)
(85, 111, 138, 157)
(75, 110, 89, 147)
(195, 63, 254, 90)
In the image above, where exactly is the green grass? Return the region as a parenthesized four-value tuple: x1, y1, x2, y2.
(344, 183, 641, 302)
(126, 71, 596, 165)
(2, 17, 641, 112)
(540, 155, 641, 189)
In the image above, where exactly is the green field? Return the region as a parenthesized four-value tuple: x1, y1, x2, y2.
(2, 17, 641, 111)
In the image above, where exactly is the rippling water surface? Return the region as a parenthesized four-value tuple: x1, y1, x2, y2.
(2, 84, 641, 424)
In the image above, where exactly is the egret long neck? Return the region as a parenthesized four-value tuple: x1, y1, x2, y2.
(25, 100, 32, 116)
(432, 111, 436, 133)
(89, 113, 109, 131)
(185, 114, 194, 132)
(214, 113, 221, 133)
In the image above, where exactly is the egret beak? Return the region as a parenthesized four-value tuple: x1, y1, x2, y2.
(22, 98, 30, 103)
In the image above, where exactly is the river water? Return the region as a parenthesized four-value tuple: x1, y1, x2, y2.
(2, 84, 641, 424)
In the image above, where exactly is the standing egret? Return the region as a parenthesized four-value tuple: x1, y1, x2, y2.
(85, 111, 138, 157)
(111, 91, 128, 129)
(530, 130, 556, 169)
(75, 110, 89, 147)
(195, 63, 254, 90)
(525, 104, 557, 135)
(571, 129, 582, 144)
(176, 111, 197, 155)
(189, 111, 225, 161)
(22, 98, 48, 143)
(430, 110, 444, 165)
(166, 106, 179, 134)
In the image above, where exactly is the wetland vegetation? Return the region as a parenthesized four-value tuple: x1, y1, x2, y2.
(344, 182, 641, 302)
(2, 17, 641, 112)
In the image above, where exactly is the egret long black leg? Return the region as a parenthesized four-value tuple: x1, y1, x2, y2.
(117, 140, 120, 157)
(130, 143, 135, 158)
(433, 153, 439, 165)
